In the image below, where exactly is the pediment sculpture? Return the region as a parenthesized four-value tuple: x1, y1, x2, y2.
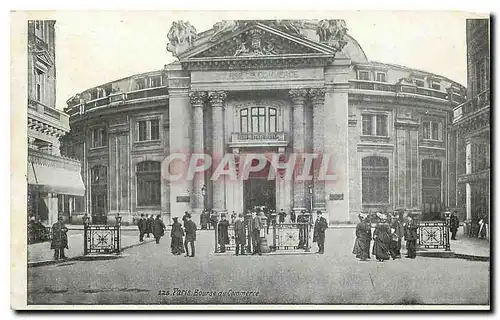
(166, 20, 198, 57)
(316, 19, 348, 51)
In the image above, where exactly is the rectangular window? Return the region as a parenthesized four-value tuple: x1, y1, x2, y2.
(35, 69, 45, 103)
(138, 121, 147, 141)
(423, 122, 431, 139)
(240, 109, 248, 133)
(34, 20, 44, 39)
(150, 76, 161, 88)
(150, 119, 160, 140)
(258, 107, 266, 132)
(423, 121, 442, 141)
(91, 127, 107, 148)
(268, 108, 277, 132)
(375, 115, 388, 136)
(251, 108, 259, 132)
(375, 72, 386, 82)
(431, 82, 441, 90)
(358, 70, 370, 81)
(362, 115, 372, 135)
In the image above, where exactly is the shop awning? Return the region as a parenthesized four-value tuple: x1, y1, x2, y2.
(28, 162, 86, 196)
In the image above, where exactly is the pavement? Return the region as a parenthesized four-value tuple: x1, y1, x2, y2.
(27, 228, 490, 306)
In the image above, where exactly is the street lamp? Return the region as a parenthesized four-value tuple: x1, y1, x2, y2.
(201, 185, 207, 212)
(115, 212, 122, 226)
(308, 184, 313, 214)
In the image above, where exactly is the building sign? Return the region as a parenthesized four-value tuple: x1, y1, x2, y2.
(176, 196, 191, 203)
(329, 193, 344, 201)
(191, 68, 324, 83)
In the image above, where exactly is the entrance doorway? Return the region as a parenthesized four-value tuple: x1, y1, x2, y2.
(243, 178, 276, 214)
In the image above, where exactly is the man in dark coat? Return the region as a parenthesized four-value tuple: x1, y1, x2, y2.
(200, 211, 208, 230)
(278, 209, 287, 224)
(217, 213, 230, 253)
(297, 210, 306, 249)
(184, 214, 197, 257)
(210, 211, 218, 230)
(146, 215, 154, 238)
(153, 215, 166, 244)
(51, 215, 68, 260)
(404, 215, 419, 259)
(450, 211, 460, 240)
(234, 213, 246, 256)
(390, 212, 405, 258)
(250, 211, 263, 255)
(290, 210, 296, 223)
(313, 211, 328, 254)
(170, 217, 184, 255)
(137, 214, 146, 242)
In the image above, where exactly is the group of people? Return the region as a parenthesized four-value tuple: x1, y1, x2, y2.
(353, 212, 419, 262)
(137, 214, 166, 244)
(217, 211, 264, 255)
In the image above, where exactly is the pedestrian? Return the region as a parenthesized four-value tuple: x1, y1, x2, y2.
(170, 217, 184, 255)
(51, 215, 68, 260)
(250, 211, 263, 255)
(137, 214, 146, 242)
(404, 215, 418, 259)
(450, 210, 460, 240)
(184, 214, 197, 257)
(146, 214, 154, 238)
(372, 213, 391, 262)
(182, 211, 189, 228)
(278, 209, 287, 224)
(231, 211, 237, 225)
(353, 213, 371, 261)
(313, 210, 328, 254)
(290, 210, 296, 223)
(210, 211, 218, 230)
(234, 213, 246, 256)
(218, 213, 230, 253)
(390, 212, 404, 259)
(297, 210, 306, 249)
(478, 214, 488, 239)
(153, 215, 166, 244)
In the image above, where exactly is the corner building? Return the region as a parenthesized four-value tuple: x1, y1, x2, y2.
(63, 20, 466, 224)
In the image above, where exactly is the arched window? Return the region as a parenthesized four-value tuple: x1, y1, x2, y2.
(240, 107, 278, 133)
(362, 156, 389, 204)
(136, 161, 161, 207)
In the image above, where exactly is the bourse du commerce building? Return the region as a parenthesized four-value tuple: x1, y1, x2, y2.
(62, 20, 467, 225)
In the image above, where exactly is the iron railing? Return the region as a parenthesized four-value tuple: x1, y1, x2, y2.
(417, 218, 451, 251)
(83, 224, 121, 255)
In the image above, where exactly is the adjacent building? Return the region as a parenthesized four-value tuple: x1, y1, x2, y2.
(452, 18, 490, 236)
(63, 19, 466, 224)
(27, 20, 85, 226)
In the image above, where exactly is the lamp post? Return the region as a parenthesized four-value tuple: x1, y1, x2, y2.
(83, 213, 90, 255)
(308, 184, 313, 214)
(115, 213, 122, 253)
(201, 185, 206, 213)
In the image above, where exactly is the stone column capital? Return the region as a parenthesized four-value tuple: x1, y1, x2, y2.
(309, 87, 326, 105)
(189, 91, 207, 107)
(289, 89, 308, 104)
(208, 91, 227, 107)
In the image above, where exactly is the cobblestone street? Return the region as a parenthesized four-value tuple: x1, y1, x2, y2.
(27, 229, 489, 305)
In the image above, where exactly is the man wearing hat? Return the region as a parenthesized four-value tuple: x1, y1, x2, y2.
(51, 215, 68, 260)
(313, 211, 328, 254)
(217, 213, 230, 253)
(170, 217, 184, 255)
(250, 211, 263, 255)
(404, 215, 419, 259)
(278, 209, 287, 224)
(234, 213, 246, 256)
(184, 213, 197, 257)
(297, 210, 306, 249)
(137, 213, 146, 242)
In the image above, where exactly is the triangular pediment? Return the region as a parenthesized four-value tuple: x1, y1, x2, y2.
(33, 49, 55, 68)
(180, 22, 335, 61)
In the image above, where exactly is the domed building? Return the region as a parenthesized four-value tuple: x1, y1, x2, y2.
(62, 19, 466, 225)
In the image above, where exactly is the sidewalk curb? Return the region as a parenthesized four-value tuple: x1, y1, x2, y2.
(416, 250, 489, 261)
(28, 239, 154, 268)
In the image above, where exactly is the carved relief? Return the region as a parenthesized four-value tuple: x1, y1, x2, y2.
(166, 20, 198, 57)
(189, 91, 207, 107)
(289, 89, 308, 103)
(208, 91, 227, 107)
(316, 19, 348, 51)
(309, 87, 326, 104)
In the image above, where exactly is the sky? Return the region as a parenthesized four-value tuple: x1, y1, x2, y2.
(51, 11, 483, 110)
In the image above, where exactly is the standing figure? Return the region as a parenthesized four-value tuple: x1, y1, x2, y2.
(404, 215, 419, 259)
(290, 210, 296, 223)
(297, 210, 306, 249)
(250, 211, 263, 255)
(278, 209, 287, 224)
(478, 214, 488, 239)
(153, 215, 166, 244)
(184, 214, 197, 257)
(182, 211, 189, 228)
(218, 213, 230, 253)
(234, 213, 246, 256)
(146, 215, 154, 238)
(450, 211, 460, 240)
(137, 214, 146, 242)
(390, 213, 404, 258)
(230, 211, 237, 225)
(372, 213, 391, 262)
(170, 217, 184, 255)
(352, 214, 371, 261)
(313, 211, 328, 254)
(51, 215, 68, 260)
(210, 211, 218, 230)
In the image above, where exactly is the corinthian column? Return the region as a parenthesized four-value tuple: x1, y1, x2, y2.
(209, 91, 227, 213)
(190, 91, 207, 213)
(310, 87, 326, 213)
(290, 88, 308, 213)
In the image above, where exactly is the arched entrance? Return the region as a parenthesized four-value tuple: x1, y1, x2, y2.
(243, 159, 276, 214)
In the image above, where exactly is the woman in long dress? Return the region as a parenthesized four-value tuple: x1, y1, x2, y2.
(352, 214, 372, 261)
(372, 213, 391, 262)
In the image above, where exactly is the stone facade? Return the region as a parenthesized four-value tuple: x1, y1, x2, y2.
(63, 20, 466, 224)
